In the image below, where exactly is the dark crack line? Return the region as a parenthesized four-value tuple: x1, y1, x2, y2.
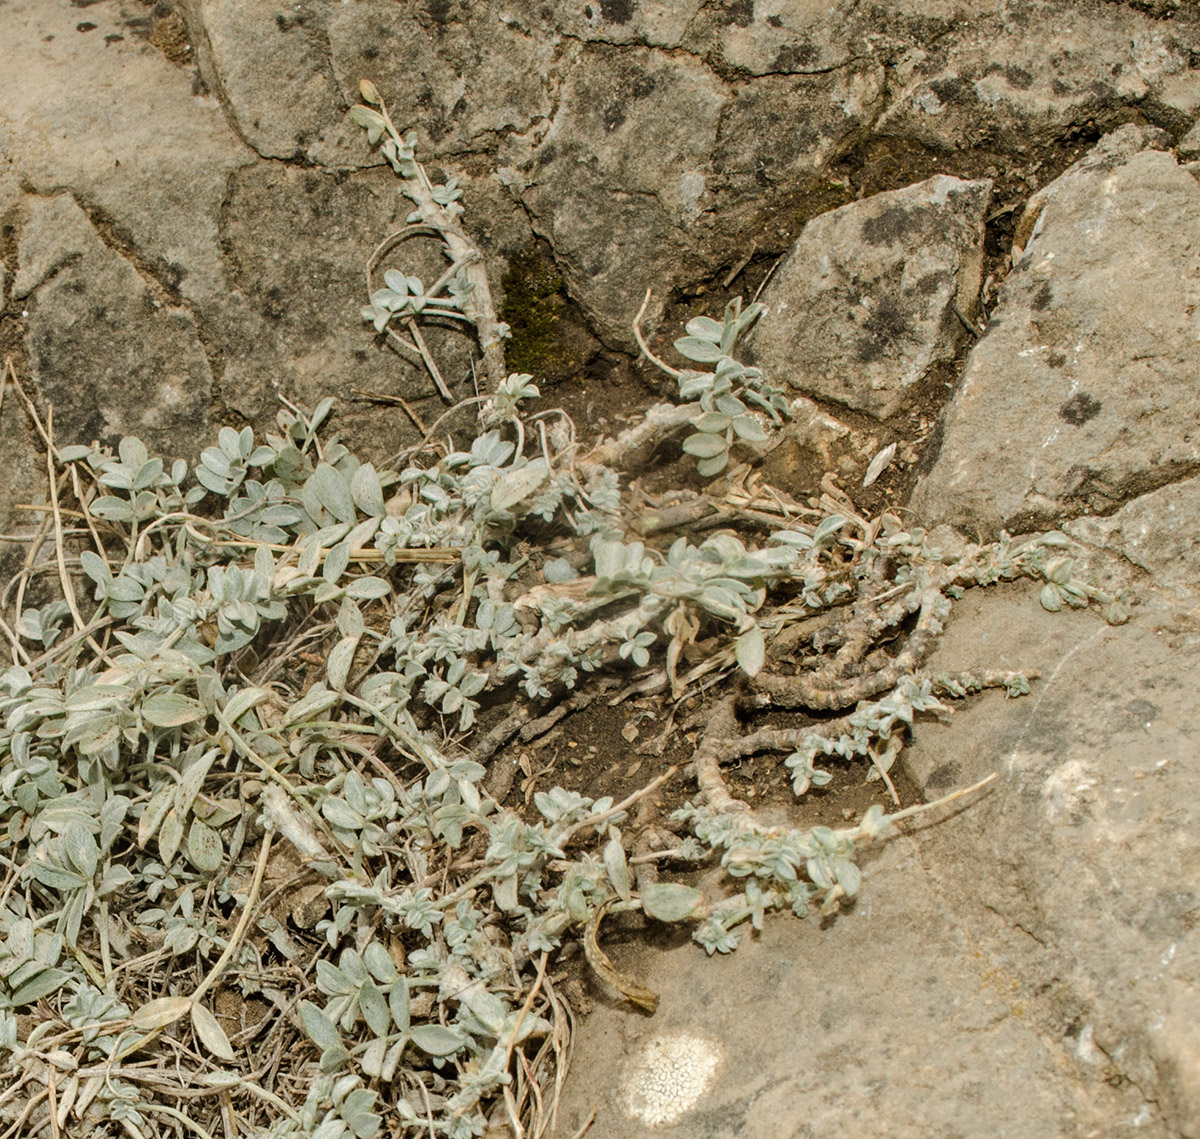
(20, 183, 186, 308)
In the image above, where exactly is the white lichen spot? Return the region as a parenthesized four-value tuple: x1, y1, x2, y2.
(1042, 758, 1098, 824)
(623, 1032, 724, 1128)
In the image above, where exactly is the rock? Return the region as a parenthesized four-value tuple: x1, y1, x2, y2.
(683, 0, 868, 74)
(910, 126, 1200, 535)
(878, 1, 1200, 148)
(1063, 475, 1200, 607)
(0, 0, 538, 460)
(501, 44, 884, 346)
(749, 175, 991, 419)
(183, 0, 368, 166)
(903, 587, 1200, 1138)
(14, 193, 212, 457)
(1179, 118, 1200, 161)
(0, 0, 250, 310)
(325, 0, 556, 159)
(208, 159, 532, 450)
(557, 830, 1153, 1138)
(488, 0, 703, 50)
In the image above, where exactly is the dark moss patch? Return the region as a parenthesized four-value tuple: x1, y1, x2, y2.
(929, 75, 975, 106)
(861, 204, 921, 246)
(725, 0, 754, 27)
(855, 297, 912, 363)
(599, 0, 635, 23)
(500, 243, 601, 385)
(914, 270, 949, 297)
(771, 39, 820, 70)
(1006, 65, 1034, 90)
(1059, 392, 1102, 425)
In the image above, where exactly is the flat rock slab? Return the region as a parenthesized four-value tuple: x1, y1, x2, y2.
(557, 833, 1146, 1138)
(879, 0, 1200, 148)
(911, 126, 1200, 535)
(749, 175, 990, 418)
(904, 586, 1200, 1137)
(1064, 474, 1200, 607)
(14, 193, 212, 457)
(499, 43, 885, 345)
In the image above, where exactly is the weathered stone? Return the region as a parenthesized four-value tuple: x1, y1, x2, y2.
(877, 1, 1200, 149)
(183, 0, 367, 166)
(0, 0, 251, 310)
(911, 127, 1200, 535)
(904, 588, 1200, 1138)
(0, 0, 538, 461)
(1179, 117, 1200, 161)
(14, 193, 212, 457)
(210, 161, 532, 452)
(749, 175, 990, 419)
(499, 43, 726, 346)
(683, 0, 874, 74)
(557, 829, 1153, 1138)
(325, 0, 556, 159)
(501, 46, 884, 346)
(1063, 475, 1200, 607)
(502, 0, 702, 48)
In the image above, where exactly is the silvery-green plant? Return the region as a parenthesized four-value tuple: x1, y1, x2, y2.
(669, 297, 791, 476)
(0, 87, 1129, 1139)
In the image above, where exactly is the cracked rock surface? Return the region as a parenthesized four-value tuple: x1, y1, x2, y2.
(911, 124, 1200, 534)
(749, 174, 991, 418)
(3, 0, 1200, 1135)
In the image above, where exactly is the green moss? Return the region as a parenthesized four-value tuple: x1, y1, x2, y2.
(500, 244, 597, 383)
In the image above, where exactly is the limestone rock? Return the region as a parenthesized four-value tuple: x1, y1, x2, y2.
(1179, 117, 1200, 161)
(499, 42, 725, 347)
(0, 0, 250, 310)
(325, 0, 556, 159)
(183, 0, 367, 166)
(209, 161, 531, 448)
(501, 44, 884, 346)
(904, 589, 1200, 1138)
(911, 126, 1200, 535)
(557, 832, 1153, 1138)
(1063, 476, 1200, 606)
(502, 0, 702, 48)
(878, 1, 1200, 148)
(749, 175, 990, 419)
(683, 0, 872, 74)
(14, 193, 212, 457)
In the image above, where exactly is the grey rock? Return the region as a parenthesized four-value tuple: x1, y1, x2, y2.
(683, 0, 871, 74)
(501, 45, 884, 346)
(1063, 475, 1200, 606)
(498, 42, 726, 347)
(497, 0, 703, 49)
(749, 175, 991, 419)
(0, 0, 250, 310)
(903, 589, 1200, 1138)
(878, 1, 1200, 148)
(15, 193, 212, 457)
(910, 127, 1200, 535)
(557, 832, 1152, 1138)
(325, 0, 556, 159)
(0, 0, 536, 457)
(207, 160, 531, 450)
(1179, 118, 1200, 162)
(183, 0, 367, 166)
